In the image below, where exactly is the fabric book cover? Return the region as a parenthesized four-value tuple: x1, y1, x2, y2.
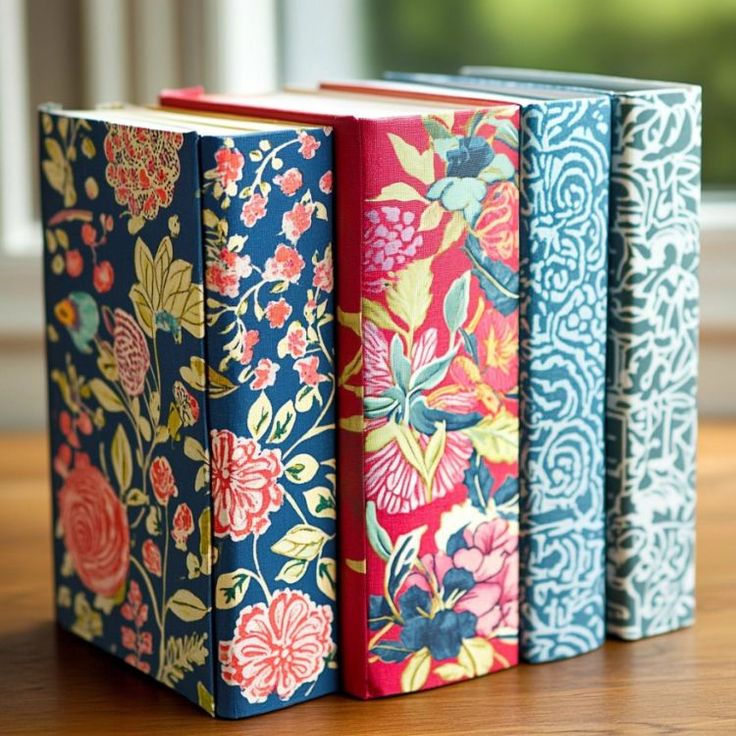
(338, 76, 611, 664)
(160, 87, 522, 698)
(460, 67, 701, 642)
(39, 106, 337, 717)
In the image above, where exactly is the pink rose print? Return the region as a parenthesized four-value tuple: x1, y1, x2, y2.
(149, 456, 178, 505)
(363, 324, 473, 513)
(297, 131, 320, 159)
(171, 502, 194, 551)
(65, 250, 83, 277)
(363, 207, 423, 294)
(407, 517, 519, 636)
(206, 247, 253, 298)
(210, 429, 284, 539)
(264, 244, 305, 283)
(58, 465, 130, 597)
(273, 167, 303, 196)
(312, 247, 333, 293)
(219, 589, 333, 704)
(265, 298, 292, 329)
(294, 356, 327, 388)
(282, 202, 314, 244)
(240, 193, 268, 227)
(141, 539, 162, 577)
(318, 170, 332, 194)
(214, 145, 245, 192)
(104, 124, 183, 222)
(113, 308, 150, 397)
(250, 358, 279, 390)
(121, 580, 152, 673)
(285, 323, 307, 358)
(240, 328, 260, 366)
(93, 260, 114, 293)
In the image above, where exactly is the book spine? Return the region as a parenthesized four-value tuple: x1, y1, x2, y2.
(40, 112, 217, 711)
(341, 107, 521, 698)
(605, 88, 701, 640)
(197, 129, 338, 717)
(518, 99, 610, 662)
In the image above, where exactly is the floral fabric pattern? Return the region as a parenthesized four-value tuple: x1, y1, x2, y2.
(41, 109, 215, 713)
(338, 107, 521, 695)
(199, 128, 337, 717)
(42, 110, 337, 717)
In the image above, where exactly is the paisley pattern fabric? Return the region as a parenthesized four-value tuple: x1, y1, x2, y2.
(518, 98, 610, 662)
(605, 88, 701, 640)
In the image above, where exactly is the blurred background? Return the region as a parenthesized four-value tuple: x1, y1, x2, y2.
(0, 0, 734, 428)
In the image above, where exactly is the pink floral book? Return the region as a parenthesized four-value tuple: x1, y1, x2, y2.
(160, 88, 521, 698)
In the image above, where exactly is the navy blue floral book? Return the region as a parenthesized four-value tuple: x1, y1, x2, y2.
(39, 105, 337, 717)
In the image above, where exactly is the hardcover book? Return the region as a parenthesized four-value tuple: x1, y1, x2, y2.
(160, 87, 522, 697)
(40, 105, 337, 717)
(460, 67, 701, 641)
(332, 77, 611, 663)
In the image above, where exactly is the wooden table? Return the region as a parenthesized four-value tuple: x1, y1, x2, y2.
(1, 425, 735, 735)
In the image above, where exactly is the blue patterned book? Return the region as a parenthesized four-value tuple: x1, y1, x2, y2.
(368, 74, 612, 663)
(39, 105, 337, 717)
(461, 67, 701, 641)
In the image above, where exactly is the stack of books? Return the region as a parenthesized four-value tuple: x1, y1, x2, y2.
(40, 67, 700, 718)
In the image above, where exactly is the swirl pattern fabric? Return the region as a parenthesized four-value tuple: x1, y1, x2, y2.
(519, 98, 610, 662)
(605, 88, 701, 640)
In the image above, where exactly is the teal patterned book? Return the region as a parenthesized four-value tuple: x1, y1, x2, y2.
(373, 74, 612, 663)
(461, 66, 701, 641)
(40, 106, 337, 717)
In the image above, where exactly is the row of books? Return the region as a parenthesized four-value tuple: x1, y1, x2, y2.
(41, 67, 700, 718)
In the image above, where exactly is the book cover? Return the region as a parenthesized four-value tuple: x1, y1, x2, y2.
(460, 67, 701, 641)
(335, 76, 611, 664)
(160, 88, 522, 698)
(39, 107, 337, 717)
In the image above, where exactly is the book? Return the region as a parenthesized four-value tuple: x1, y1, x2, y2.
(40, 104, 337, 717)
(160, 86, 522, 697)
(329, 76, 612, 663)
(459, 67, 701, 641)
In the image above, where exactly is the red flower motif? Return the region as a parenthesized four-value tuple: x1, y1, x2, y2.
(214, 145, 245, 192)
(264, 244, 305, 283)
(149, 456, 178, 505)
(250, 358, 279, 391)
(141, 539, 162, 577)
(93, 260, 114, 293)
(219, 589, 333, 704)
(58, 465, 130, 597)
(81, 223, 97, 246)
(312, 246, 333, 293)
(273, 167, 303, 196)
(104, 125, 183, 221)
(241, 193, 268, 227)
(65, 250, 83, 277)
(285, 323, 307, 358)
(113, 308, 150, 396)
(210, 429, 284, 540)
(265, 298, 292, 328)
(121, 579, 149, 628)
(173, 381, 200, 427)
(318, 170, 332, 194)
(282, 202, 314, 245)
(293, 356, 327, 388)
(240, 328, 260, 366)
(120, 580, 152, 673)
(297, 131, 320, 160)
(475, 181, 519, 267)
(171, 502, 194, 551)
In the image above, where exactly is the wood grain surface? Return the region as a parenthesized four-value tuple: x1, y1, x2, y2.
(0, 424, 734, 734)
